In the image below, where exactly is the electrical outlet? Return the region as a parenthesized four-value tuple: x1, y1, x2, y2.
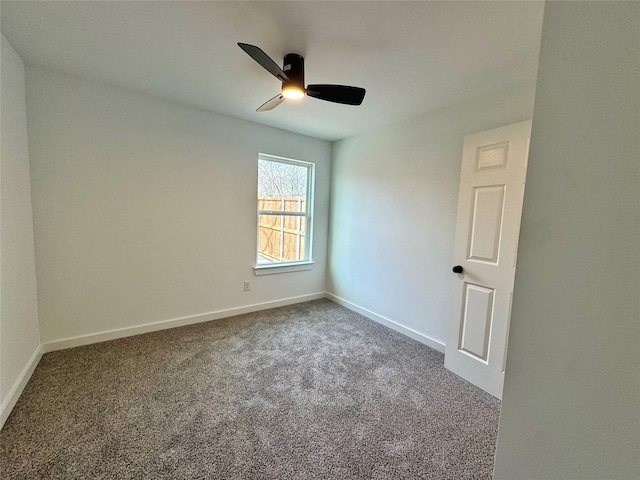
(243, 281, 251, 291)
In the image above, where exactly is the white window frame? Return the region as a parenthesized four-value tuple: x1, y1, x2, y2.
(255, 154, 315, 275)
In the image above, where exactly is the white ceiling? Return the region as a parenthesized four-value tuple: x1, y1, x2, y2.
(0, 1, 544, 141)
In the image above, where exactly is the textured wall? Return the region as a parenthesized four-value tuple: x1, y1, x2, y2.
(0, 35, 41, 419)
(25, 66, 331, 343)
(494, 2, 640, 478)
(328, 84, 536, 348)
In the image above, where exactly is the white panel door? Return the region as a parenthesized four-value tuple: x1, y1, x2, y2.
(444, 120, 531, 399)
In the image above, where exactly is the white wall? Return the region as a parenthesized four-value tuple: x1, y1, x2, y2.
(25, 66, 331, 345)
(327, 84, 536, 349)
(494, 2, 640, 478)
(0, 35, 42, 425)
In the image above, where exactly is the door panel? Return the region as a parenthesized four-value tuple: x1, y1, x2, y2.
(468, 185, 506, 263)
(459, 283, 495, 361)
(476, 141, 509, 171)
(445, 120, 531, 399)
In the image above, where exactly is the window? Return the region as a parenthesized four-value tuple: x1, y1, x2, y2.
(256, 154, 314, 269)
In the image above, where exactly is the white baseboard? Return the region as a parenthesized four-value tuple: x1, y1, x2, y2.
(326, 293, 445, 353)
(1, 344, 43, 430)
(43, 292, 326, 353)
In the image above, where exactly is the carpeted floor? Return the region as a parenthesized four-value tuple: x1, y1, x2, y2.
(0, 299, 500, 479)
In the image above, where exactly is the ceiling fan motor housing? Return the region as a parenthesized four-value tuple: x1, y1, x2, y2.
(283, 53, 305, 90)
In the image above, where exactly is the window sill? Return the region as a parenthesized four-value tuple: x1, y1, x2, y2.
(254, 261, 315, 276)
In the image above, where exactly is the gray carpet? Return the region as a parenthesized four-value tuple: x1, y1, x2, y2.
(0, 299, 500, 479)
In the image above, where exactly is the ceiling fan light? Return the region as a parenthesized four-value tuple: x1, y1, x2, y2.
(282, 86, 304, 100)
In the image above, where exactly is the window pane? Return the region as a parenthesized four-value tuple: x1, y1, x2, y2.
(257, 196, 307, 214)
(257, 214, 306, 264)
(256, 155, 313, 266)
(258, 159, 308, 211)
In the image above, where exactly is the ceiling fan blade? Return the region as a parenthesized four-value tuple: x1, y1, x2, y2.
(257, 94, 286, 112)
(238, 43, 290, 83)
(306, 84, 366, 105)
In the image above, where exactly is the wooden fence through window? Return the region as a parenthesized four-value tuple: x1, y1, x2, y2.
(258, 196, 306, 262)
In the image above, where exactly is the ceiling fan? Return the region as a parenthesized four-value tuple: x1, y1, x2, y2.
(238, 43, 366, 112)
